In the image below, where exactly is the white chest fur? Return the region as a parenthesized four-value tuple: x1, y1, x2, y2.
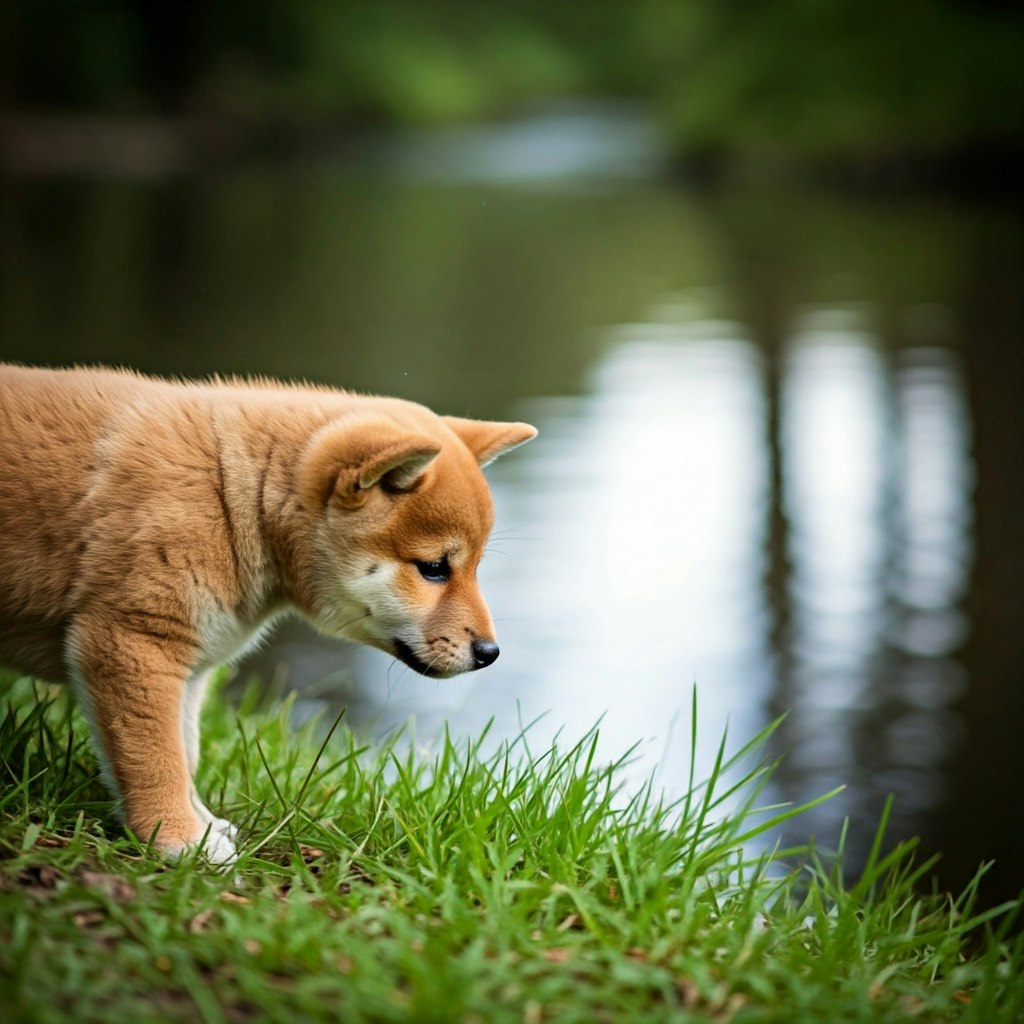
(195, 606, 286, 674)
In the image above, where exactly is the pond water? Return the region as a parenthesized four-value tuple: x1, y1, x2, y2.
(2, 108, 1021, 903)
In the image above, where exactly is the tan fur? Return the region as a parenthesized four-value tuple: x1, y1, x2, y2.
(0, 363, 536, 859)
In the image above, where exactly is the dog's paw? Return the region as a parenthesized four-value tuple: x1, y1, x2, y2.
(191, 794, 240, 842)
(195, 827, 239, 865)
(154, 807, 241, 864)
(208, 815, 239, 840)
(158, 827, 238, 864)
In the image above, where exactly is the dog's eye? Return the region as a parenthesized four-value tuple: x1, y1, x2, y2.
(415, 558, 451, 583)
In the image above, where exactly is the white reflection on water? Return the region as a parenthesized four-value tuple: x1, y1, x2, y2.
(770, 323, 971, 838)
(784, 322, 889, 739)
(496, 330, 771, 789)
(896, 347, 972, 639)
(258, 305, 972, 837)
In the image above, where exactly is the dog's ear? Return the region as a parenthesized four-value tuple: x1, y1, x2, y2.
(443, 417, 538, 467)
(300, 420, 441, 509)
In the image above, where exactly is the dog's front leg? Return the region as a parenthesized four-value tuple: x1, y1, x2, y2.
(67, 617, 236, 862)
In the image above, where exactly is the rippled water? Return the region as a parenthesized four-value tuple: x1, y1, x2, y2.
(2, 108, 1021, 901)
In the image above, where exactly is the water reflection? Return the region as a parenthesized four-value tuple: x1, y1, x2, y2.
(767, 324, 974, 859)
(778, 325, 893, 819)
(490, 331, 773, 793)
(1, 121, 1021, 902)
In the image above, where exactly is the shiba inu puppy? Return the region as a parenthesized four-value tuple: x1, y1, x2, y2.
(0, 364, 536, 861)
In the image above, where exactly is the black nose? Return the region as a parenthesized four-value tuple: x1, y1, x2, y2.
(471, 639, 500, 669)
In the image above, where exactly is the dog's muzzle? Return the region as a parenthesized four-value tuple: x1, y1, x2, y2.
(392, 638, 499, 676)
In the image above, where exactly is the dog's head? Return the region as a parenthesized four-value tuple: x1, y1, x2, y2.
(292, 404, 536, 677)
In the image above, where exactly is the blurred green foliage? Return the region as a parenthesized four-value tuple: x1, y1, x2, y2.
(639, 0, 1024, 161)
(3, 0, 1022, 164)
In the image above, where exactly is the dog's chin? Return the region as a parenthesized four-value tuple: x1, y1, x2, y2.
(392, 639, 461, 679)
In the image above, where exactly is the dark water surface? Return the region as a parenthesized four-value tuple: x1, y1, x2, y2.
(2, 111, 1022, 903)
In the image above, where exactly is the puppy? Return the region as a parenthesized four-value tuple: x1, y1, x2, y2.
(0, 363, 536, 860)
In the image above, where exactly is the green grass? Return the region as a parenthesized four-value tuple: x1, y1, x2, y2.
(0, 674, 1021, 1023)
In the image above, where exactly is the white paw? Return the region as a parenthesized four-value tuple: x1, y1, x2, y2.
(196, 827, 238, 865)
(158, 826, 238, 864)
(174, 795, 242, 863)
(192, 794, 239, 841)
(209, 816, 239, 840)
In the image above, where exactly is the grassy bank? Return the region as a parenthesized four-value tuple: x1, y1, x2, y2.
(0, 674, 1021, 1023)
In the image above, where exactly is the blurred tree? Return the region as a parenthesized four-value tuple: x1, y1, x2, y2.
(1, 0, 1021, 173)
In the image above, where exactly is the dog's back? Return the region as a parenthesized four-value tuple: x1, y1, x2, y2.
(0, 365, 146, 679)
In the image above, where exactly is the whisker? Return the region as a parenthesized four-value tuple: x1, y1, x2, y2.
(333, 609, 371, 633)
(484, 547, 515, 560)
(385, 658, 407, 700)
